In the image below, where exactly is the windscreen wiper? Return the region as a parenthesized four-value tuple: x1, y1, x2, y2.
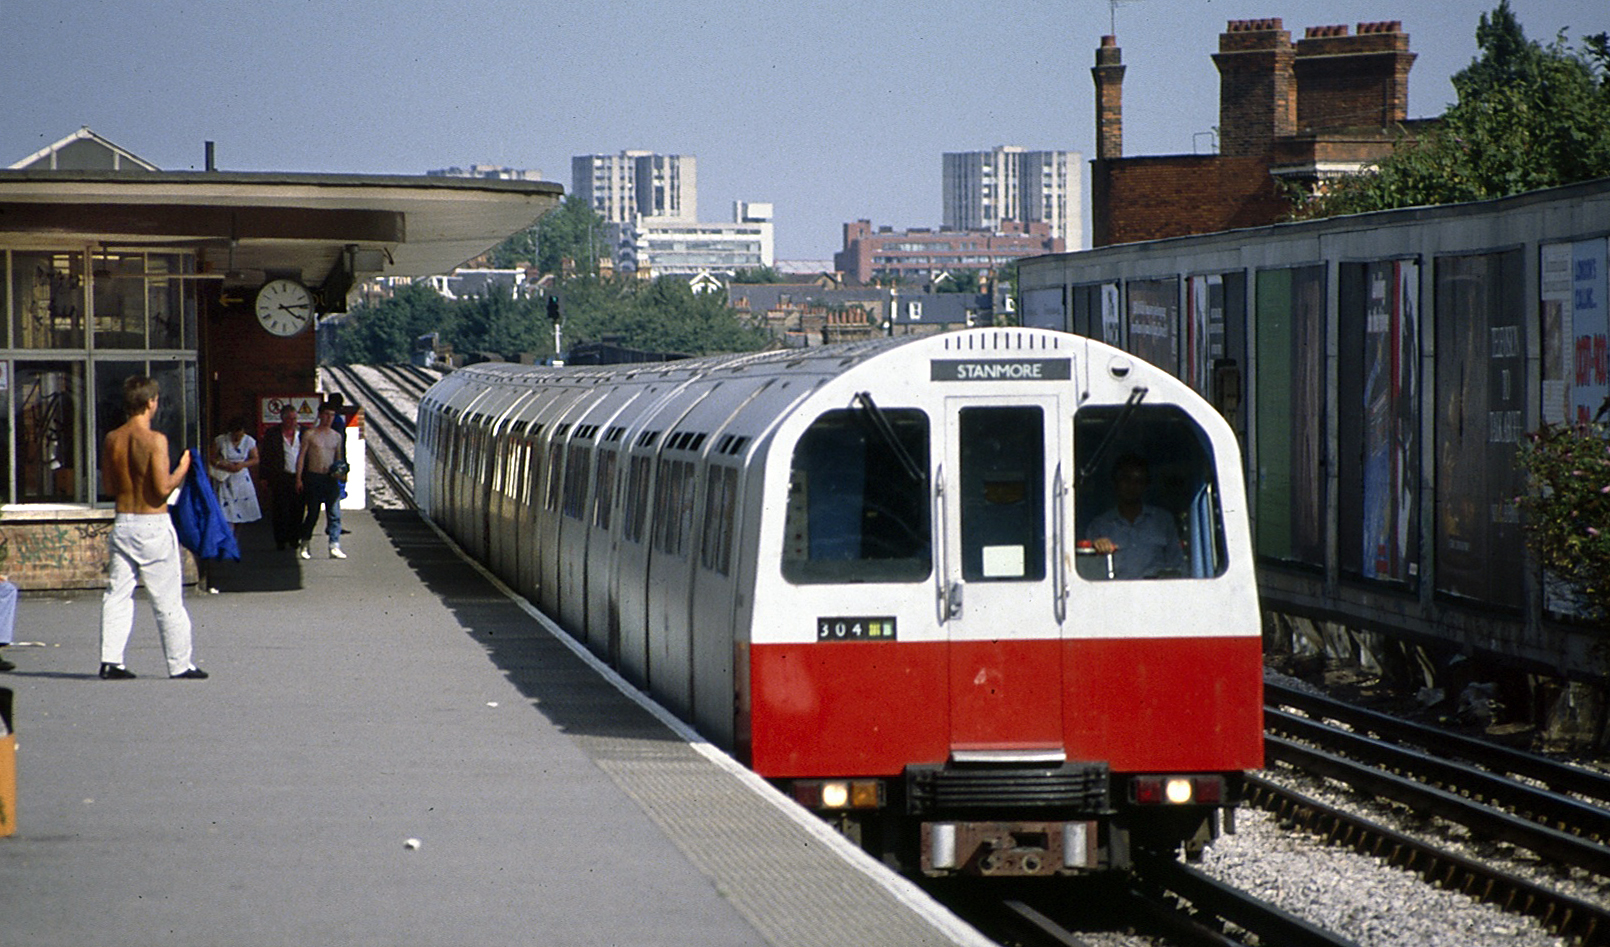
(1075, 386, 1148, 488)
(855, 391, 926, 483)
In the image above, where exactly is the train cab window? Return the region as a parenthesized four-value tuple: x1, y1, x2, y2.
(782, 407, 930, 584)
(1074, 405, 1227, 581)
(959, 406, 1045, 582)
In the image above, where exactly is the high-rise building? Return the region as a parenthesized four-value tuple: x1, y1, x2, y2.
(608, 201, 774, 278)
(942, 147, 1081, 246)
(571, 151, 697, 223)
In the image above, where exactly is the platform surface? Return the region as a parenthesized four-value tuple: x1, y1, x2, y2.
(0, 509, 990, 947)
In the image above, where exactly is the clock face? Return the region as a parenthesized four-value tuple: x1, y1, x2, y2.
(255, 279, 314, 336)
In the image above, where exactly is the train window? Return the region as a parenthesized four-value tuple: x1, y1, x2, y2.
(653, 458, 696, 556)
(546, 441, 566, 512)
(562, 444, 592, 520)
(701, 465, 738, 575)
(959, 406, 1045, 582)
(623, 455, 653, 543)
(592, 449, 618, 530)
(1073, 405, 1227, 581)
(782, 408, 931, 584)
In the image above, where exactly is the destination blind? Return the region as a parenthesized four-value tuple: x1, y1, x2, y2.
(930, 358, 1071, 381)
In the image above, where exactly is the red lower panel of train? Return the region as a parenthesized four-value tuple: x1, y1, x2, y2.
(748, 636, 1264, 777)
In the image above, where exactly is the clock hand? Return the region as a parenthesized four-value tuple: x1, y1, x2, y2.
(279, 304, 309, 315)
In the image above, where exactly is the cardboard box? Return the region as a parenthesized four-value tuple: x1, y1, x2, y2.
(0, 687, 14, 837)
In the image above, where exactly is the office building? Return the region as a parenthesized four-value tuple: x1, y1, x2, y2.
(943, 147, 1080, 246)
(572, 151, 697, 224)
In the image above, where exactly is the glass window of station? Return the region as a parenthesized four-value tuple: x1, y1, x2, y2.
(2, 248, 199, 506)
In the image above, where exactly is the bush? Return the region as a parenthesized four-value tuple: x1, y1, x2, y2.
(1518, 421, 1610, 623)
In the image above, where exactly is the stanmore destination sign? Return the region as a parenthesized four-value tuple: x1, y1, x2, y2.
(930, 358, 1072, 381)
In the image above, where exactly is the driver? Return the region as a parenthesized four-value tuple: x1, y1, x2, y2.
(1086, 454, 1185, 579)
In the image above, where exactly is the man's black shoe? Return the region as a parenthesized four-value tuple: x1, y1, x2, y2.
(171, 667, 209, 680)
(100, 663, 136, 680)
(0, 656, 14, 672)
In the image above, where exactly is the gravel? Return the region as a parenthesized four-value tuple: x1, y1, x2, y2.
(1199, 802, 1572, 947)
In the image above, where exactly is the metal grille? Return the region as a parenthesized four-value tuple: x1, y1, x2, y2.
(906, 763, 1110, 815)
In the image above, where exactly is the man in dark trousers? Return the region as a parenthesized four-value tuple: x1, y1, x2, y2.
(259, 405, 304, 550)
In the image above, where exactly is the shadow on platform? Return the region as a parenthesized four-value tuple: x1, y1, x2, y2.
(370, 508, 681, 746)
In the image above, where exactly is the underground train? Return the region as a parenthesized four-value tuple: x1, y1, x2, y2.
(415, 327, 1264, 876)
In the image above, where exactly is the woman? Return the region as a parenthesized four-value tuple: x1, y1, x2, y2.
(208, 417, 263, 533)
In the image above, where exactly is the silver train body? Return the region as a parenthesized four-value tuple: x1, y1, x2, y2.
(416, 327, 1263, 875)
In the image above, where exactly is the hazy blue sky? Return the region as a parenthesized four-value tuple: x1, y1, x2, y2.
(0, 1, 1600, 260)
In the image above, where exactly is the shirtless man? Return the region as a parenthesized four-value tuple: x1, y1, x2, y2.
(98, 375, 207, 680)
(295, 403, 347, 559)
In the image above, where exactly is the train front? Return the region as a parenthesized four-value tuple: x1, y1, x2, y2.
(743, 329, 1263, 876)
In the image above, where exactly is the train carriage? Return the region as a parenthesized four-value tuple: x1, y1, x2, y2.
(417, 327, 1263, 876)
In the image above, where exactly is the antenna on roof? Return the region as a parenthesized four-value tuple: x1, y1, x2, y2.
(1106, 0, 1141, 36)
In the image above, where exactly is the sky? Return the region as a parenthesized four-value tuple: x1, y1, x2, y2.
(0, 0, 1601, 261)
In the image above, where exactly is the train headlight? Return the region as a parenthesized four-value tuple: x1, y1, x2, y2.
(791, 779, 885, 810)
(1130, 774, 1226, 805)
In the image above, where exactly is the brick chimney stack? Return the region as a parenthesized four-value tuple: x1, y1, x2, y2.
(1092, 35, 1126, 160)
(1212, 18, 1296, 157)
(1294, 21, 1415, 133)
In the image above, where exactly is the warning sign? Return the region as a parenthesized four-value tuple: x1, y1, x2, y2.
(259, 395, 321, 426)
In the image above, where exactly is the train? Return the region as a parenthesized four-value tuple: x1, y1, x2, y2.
(415, 327, 1264, 877)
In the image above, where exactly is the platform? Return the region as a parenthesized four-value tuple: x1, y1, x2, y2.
(0, 509, 991, 947)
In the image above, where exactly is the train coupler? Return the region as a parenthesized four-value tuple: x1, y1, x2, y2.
(920, 820, 1099, 876)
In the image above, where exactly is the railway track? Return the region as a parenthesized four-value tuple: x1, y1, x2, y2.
(1261, 680, 1610, 944)
(970, 861, 1364, 947)
(321, 363, 429, 505)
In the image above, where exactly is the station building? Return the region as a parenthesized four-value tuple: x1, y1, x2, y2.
(0, 128, 560, 588)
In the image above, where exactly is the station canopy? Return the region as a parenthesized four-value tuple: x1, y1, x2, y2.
(0, 164, 562, 296)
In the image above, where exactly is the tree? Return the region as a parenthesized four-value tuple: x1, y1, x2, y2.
(331, 282, 452, 364)
(730, 265, 785, 284)
(537, 196, 606, 276)
(1290, 2, 1610, 219)
(932, 271, 981, 294)
(442, 291, 552, 360)
(485, 226, 537, 269)
(1518, 420, 1610, 624)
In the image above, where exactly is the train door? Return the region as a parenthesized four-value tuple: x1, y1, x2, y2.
(938, 395, 1066, 756)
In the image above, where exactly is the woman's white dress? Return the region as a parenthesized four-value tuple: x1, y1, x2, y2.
(211, 433, 263, 524)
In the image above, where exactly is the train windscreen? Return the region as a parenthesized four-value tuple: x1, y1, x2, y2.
(1074, 406, 1228, 581)
(782, 408, 931, 583)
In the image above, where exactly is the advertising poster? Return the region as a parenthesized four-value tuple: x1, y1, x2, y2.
(1571, 238, 1608, 423)
(1185, 275, 1224, 397)
(1021, 287, 1065, 330)
(1100, 283, 1121, 347)
(1125, 278, 1178, 374)
(1254, 266, 1326, 567)
(1539, 242, 1574, 425)
(1360, 261, 1419, 584)
(1435, 251, 1524, 609)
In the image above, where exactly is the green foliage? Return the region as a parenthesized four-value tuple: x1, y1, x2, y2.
(933, 271, 981, 294)
(538, 196, 606, 276)
(1290, 2, 1610, 219)
(730, 266, 784, 284)
(334, 272, 768, 364)
(482, 195, 605, 273)
(449, 292, 553, 360)
(1517, 421, 1610, 623)
(331, 282, 452, 364)
(485, 227, 537, 269)
(559, 275, 768, 355)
